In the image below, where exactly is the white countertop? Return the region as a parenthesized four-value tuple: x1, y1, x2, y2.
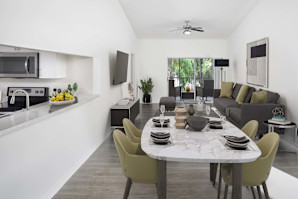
(0, 95, 99, 137)
(141, 117, 261, 163)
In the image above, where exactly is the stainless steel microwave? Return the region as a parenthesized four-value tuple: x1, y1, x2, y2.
(0, 52, 39, 78)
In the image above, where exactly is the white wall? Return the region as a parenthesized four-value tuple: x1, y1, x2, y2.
(0, 0, 137, 198)
(227, 0, 298, 146)
(137, 39, 228, 103)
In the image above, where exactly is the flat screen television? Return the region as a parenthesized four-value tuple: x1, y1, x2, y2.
(113, 51, 129, 85)
(214, 59, 229, 67)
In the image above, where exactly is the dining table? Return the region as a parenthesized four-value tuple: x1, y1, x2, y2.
(141, 116, 261, 199)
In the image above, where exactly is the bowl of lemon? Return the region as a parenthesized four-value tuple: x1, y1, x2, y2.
(50, 93, 75, 105)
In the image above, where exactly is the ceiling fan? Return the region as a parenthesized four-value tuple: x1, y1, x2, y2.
(170, 20, 204, 35)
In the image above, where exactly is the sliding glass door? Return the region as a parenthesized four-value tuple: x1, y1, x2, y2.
(168, 58, 214, 91)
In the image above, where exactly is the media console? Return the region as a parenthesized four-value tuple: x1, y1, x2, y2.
(110, 98, 140, 128)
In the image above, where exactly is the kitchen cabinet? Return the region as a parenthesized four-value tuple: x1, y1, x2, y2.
(0, 45, 67, 79)
(0, 45, 37, 53)
(39, 51, 66, 78)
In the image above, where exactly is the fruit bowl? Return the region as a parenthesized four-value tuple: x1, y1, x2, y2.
(49, 99, 75, 105)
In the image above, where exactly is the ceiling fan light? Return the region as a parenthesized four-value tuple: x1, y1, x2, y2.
(183, 29, 191, 35)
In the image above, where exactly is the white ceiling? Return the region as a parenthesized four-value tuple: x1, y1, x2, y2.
(119, 0, 260, 39)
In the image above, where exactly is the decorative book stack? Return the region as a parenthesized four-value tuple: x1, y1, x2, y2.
(268, 116, 291, 125)
(272, 116, 285, 122)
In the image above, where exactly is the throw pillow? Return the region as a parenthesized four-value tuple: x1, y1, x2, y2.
(232, 83, 242, 99)
(250, 90, 267, 104)
(219, 82, 234, 98)
(235, 85, 249, 104)
(244, 87, 256, 103)
(259, 89, 280, 103)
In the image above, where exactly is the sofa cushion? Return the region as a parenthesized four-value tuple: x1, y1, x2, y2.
(244, 87, 256, 103)
(235, 85, 249, 104)
(220, 82, 234, 98)
(232, 83, 242, 99)
(251, 91, 267, 104)
(214, 97, 240, 114)
(226, 107, 241, 126)
(259, 89, 280, 103)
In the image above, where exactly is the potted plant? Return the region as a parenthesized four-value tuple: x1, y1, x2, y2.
(138, 78, 154, 103)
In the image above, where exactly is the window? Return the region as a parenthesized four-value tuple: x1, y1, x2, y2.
(168, 58, 213, 90)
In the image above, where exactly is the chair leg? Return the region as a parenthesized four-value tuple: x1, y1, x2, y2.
(224, 185, 228, 199)
(251, 186, 256, 199)
(262, 182, 270, 199)
(213, 163, 218, 187)
(217, 168, 222, 199)
(123, 178, 132, 199)
(257, 186, 262, 199)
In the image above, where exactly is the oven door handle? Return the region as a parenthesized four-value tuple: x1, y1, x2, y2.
(24, 57, 29, 74)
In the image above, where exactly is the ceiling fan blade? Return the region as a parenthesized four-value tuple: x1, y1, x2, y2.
(191, 28, 204, 32)
(169, 28, 184, 32)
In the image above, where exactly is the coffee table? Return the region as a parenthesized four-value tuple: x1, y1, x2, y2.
(181, 91, 195, 99)
(160, 103, 219, 118)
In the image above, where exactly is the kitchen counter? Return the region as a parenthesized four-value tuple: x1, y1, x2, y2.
(0, 95, 99, 137)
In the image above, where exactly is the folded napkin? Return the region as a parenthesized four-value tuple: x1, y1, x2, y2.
(152, 118, 170, 123)
(151, 132, 170, 139)
(153, 123, 169, 128)
(209, 120, 222, 125)
(223, 136, 250, 144)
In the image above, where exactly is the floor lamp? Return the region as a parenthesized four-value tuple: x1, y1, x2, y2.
(214, 59, 229, 85)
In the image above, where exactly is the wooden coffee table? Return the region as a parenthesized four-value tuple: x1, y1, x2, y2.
(181, 91, 195, 99)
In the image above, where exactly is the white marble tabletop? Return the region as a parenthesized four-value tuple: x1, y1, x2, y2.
(141, 116, 261, 163)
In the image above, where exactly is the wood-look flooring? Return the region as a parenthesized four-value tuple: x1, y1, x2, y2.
(54, 103, 298, 199)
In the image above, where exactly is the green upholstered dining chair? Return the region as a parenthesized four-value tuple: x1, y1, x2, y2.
(241, 120, 258, 140)
(123, 118, 142, 143)
(218, 132, 279, 199)
(113, 129, 158, 199)
(213, 120, 259, 187)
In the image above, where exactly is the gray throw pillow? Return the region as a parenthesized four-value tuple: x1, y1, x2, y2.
(244, 87, 256, 103)
(232, 83, 242, 99)
(259, 89, 280, 103)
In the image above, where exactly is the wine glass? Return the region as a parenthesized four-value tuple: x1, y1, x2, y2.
(160, 105, 165, 115)
(206, 105, 211, 116)
(159, 114, 165, 130)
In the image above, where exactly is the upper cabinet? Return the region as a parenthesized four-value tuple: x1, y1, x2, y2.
(39, 51, 66, 79)
(0, 45, 66, 79)
(0, 45, 37, 53)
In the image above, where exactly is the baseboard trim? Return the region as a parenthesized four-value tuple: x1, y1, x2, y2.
(42, 132, 111, 199)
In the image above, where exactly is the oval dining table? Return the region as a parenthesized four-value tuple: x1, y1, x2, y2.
(141, 116, 261, 199)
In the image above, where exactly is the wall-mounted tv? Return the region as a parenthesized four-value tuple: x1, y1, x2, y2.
(215, 59, 229, 67)
(113, 51, 129, 85)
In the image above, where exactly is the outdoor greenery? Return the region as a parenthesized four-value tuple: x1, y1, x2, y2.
(168, 58, 213, 89)
(138, 78, 154, 95)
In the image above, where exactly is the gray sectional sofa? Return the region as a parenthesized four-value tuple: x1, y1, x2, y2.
(213, 83, 284, 136)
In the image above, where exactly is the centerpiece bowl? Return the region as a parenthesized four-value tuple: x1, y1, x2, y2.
(186, 116, 209, 131)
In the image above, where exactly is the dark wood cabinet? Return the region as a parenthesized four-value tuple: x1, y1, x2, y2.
(168, 80, 175, 97)
(111, 99, 140, 128)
